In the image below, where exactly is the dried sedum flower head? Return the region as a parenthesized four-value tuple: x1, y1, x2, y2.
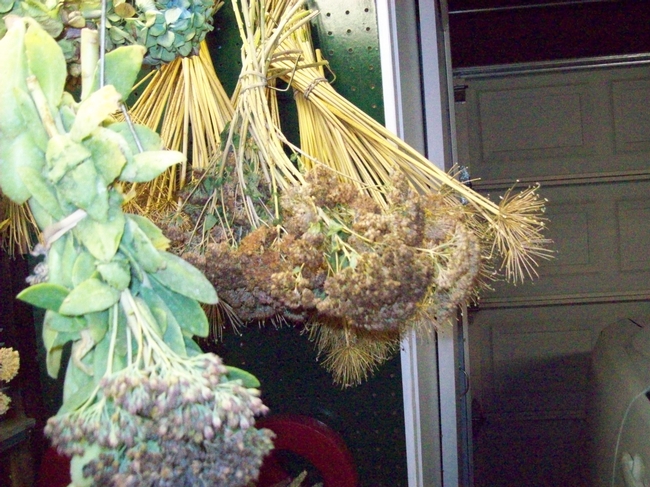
(0, 391, 11, 415)
(44, 352, 273, 486)
(171, 164, 488, 385)
(0, 347, 20, 382)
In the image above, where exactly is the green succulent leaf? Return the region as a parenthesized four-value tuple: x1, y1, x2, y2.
(17, 166, 65, 220)
(17, 282, 70, 311)
(86, 310, 109, 344)
(108, 121, 163, 152)
(71, 250, 97, 287)
(46, 312, 87, 333)
(225, 366, 261, 388)
(43, 314, 81, 378)
(122, 217, 165, 272)
(47, 233, 77, 288)
(46, 134, 93, 183)
(0, 20, 28, 140)
(60, 353, 96, 413)
(119, 150, 184, 183)
(139, 285, 187, 354)
(24, 19, 66, 113)
(91, 45, 146, 101)
(114, 306, 130, 357)
(150, 251, 218, 304)
(97, 258, 131, 291)
(28, 198, 55, 229)
(127, 214, 170, 250)
(42, 325, 63, 378)
(14, 86, 49, 152)
(70, 85, 122, 142)
(162, 311, 186, 355)
(0, 131, 46, 204)
(83, 128, 129, 183)
(92, 328, 111, 385)
(75, 207, 125, 262)
(57, 159, 109, 222)
(59, 278, 120, 316)
(149, 277, 209, 337)
(183, 336, 203, 357)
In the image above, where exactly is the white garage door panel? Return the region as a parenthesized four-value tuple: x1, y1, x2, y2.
(481, 179, 650, 300)
(463, 67, 650, 182)
(459, 65, 650, 486)
(468, 302, 650, 419)
(618, 198, 650, 271)
(613, 79, 650, 151)
(479, 88, 588, 155)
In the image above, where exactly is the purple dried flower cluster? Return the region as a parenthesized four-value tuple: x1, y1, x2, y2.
(44, 353, 274, 486)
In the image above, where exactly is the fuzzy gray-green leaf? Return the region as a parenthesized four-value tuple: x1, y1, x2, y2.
(17, 282, 70, 311)
(149, 277, 209, 337)
(24, 20, 66, 113)
(59, 278, 120, 316)
(225, 366, 261, 388)
(72, 250, 97, 287)
(127, 214, 170, 250)
(97, 258, 131, 290)
(150, 251, 218, 304)
(75, 208, 125, 262)
(17, 166, 65, 219)
(70, 85, 121, 142)
(119, 150, 184, 183)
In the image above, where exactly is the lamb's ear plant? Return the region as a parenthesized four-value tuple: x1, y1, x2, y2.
(0, 15, 273, 486)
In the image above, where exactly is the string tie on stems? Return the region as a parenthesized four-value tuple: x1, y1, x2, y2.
(239, 70, 268, 92)
(303, 76, 327, 99)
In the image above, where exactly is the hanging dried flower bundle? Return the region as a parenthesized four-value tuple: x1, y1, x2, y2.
(0, 16, 273, 485)
(0, 0, 226, 253)
(154, 0, 550, 386)
(270, 13, 552, 283)
(176, 161, 484, 385)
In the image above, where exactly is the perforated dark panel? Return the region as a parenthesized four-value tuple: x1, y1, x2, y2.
(308, 0, 384, 123)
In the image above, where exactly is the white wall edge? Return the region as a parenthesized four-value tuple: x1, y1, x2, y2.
(376, 1, 448, 486)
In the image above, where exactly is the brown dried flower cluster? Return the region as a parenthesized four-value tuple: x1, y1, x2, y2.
(179, 167, 480, 330)
(165, 166, 484, 384)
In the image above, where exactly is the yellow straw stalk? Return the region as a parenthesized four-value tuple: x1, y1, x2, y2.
(269, 16, 552, 282)
(125, 40, 234, 213)
(0, 198, 37, 256)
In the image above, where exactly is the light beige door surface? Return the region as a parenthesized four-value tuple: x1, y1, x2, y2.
(455, 62, 650, 486)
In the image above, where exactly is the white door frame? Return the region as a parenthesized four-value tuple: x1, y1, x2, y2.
(376, 1, 462, 486)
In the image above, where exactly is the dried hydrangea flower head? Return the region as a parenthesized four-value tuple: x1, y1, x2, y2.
(0, 392, 10, 416)
(0, 347, 19, 416)
(0, 347, 20, 383)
